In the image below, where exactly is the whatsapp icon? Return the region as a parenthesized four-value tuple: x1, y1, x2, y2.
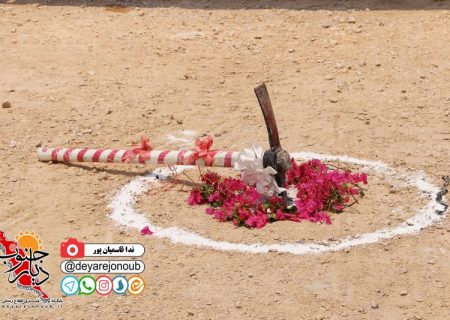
(78, 275, 96, 295)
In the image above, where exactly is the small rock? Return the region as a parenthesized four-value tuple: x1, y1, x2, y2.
(91, 303, 99, 308)
(371, 302, 379, 309)
(321, 23, 332, 28)
(176, 119, 183, 125)
(325, 74, 334, 80)
(400, 290, 408, 296)
(427, 260, 435, 265)
(329, 98, 338, 103)
(288, 48, 295, 53)
(2, 101, 12, 108)
(187, 311, 194, 316)
(348, 17, 356, 24)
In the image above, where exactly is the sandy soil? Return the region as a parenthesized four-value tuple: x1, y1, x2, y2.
(1, 1, 449, 319)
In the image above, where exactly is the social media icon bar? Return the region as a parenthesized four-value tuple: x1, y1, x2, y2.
(96, 276, 113, 295)
(60, 275, 79, 296)
(128, 275, 145, 295)
(61, 275, 145, 296)
(78, 275, 96, 295)
(112, 276, 128, 295)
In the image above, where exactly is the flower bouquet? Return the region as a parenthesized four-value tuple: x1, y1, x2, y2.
(188, 144, 368, 229)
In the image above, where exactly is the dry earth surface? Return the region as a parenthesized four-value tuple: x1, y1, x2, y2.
(0, 1, 449, 319)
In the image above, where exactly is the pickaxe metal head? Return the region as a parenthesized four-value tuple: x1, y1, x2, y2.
(254, 83, 292, 190)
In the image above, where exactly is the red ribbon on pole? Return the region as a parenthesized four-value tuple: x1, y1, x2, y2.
(122, 136, 153, 163)
(189, 134, 217, 166)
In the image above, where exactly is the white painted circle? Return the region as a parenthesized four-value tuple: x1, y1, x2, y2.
(108, 152, 447, 255)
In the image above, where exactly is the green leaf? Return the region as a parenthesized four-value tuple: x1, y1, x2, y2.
(212, 201, 222, 208)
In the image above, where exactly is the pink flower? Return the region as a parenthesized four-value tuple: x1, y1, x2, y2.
(201, 171, 221, 186)
(275, 209, 286, 220)
(207, 192, 220, 203)
(140, 225, 153, 236)
(245, 214, 268, 229)
(188, 189, 205, 205)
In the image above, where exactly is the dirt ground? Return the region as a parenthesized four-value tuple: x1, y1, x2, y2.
(1, 1, 449, 319)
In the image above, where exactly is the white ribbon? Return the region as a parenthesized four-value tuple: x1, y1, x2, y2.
(234, 144, 284, 198)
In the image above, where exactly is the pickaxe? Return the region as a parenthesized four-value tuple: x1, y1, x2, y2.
(37, 83, 291, 193)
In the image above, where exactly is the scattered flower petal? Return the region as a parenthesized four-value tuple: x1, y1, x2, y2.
(140, 225, 154, 236)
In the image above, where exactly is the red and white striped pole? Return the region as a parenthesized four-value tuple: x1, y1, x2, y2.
(37, 147, 239, 168)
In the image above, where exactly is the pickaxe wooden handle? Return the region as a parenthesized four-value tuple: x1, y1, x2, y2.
(254, 83, 291, 190)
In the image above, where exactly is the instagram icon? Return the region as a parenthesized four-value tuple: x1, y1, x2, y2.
(95, 276, 113, 295)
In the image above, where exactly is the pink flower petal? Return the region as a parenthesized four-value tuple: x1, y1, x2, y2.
(140, 225, 154, 236)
